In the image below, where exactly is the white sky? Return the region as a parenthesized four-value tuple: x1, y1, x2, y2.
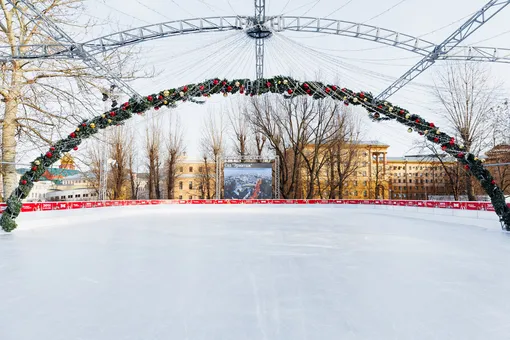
(31, 0, 510, 164)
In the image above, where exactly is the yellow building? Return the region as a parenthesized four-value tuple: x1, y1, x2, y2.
(302, 141, 457, 200)
(173, 159, 216, 200)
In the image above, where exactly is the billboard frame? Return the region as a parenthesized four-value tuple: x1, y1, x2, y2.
(217, 154, 280, 199)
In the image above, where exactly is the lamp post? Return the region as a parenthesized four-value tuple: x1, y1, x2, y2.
(99, 158, 116, 200)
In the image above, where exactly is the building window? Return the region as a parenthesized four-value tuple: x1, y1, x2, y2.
(199, 167, 203, 173)
(179, 167, 183, 172)
(179, 195, 183, 199)
(363, 181, 367, 187)
(189, 195, 192, 200)
(189, 181, 193, 190)
(76, 194, 81, 198)
(409, 179, 412, 183)
(189, 166, 193, 172)
(179, 182, 183, 190)
(68, 195, 73, 198)
(363, 191, 368, 197)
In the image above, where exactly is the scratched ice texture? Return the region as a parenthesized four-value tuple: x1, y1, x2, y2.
(1, 205, 510, 340)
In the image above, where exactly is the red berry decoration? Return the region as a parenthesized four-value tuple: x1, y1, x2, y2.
(287, 89, 293, 95)
(199, 85, 205, 91)
(359, 92, 365, 98)
(449, 138, 455, 145)
(46, 152, 53, 158)
(306, 89, 311, 94)
(70, 132, 76, 138)
(491, 180, 496, 185)
(82, 123, 87, 127)
(155, 107, 160, 111)
(50, 147, 55, 151)
(110, 112, 116, 117)
(266, 82, 271, 88)
(331, 85, 337, 91)
(325, 87, 331, 94)
(464, 165, 470, 170)
(415, 119, 420, 123)
(227, 86, 232, 92)
(303, 83, 309, 89)
(433, 137, 439, 143)
(147, 95, 153, 101)
(222, 81, 227, 86)
(73, 146, 78, 151)
(183, 86, 188, 93)
(21, 180, 27, 185)
(31, 166, 37, 171)
(158, 95, 163, 100)
(213, 79, 219, 85)
(429, 122, 435, 128)
(457, 153, 465, 158)
(399, 110, 404, 115)
(378, 105, 383, 109)
(441, 145, 447, 151)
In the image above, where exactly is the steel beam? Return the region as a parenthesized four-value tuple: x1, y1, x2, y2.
(376, 0, 510, 101)
(2, 14, 510, 65)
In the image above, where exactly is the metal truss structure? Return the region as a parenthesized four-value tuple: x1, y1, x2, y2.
(218, 155, 280, 200)
(376, 0, 510, 100)
(5, 0, 141, 98)
(2, 0, 509, 99)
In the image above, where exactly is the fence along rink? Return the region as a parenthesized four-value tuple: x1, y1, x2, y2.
(1, 199, 504, 213)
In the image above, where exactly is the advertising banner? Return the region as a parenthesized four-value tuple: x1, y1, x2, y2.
(223, 162, 273, 199)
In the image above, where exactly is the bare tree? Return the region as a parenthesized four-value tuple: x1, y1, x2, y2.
(197, 154, 214, 199)
(247, 95, 346, 199)
(145, 120, 162, 199)
(433, 62, 498, 200)
(417, 142, 467, 200)
(227, 98, 249, 159)
(199, 112, 225, 198)
(164, 114, 184, 199)
(248, 95, 304, 198)
(0, 0, 147, 200)
(108, 127, 130, 200)
(127, 144, 141, 200)
(324, 109, 362, 198)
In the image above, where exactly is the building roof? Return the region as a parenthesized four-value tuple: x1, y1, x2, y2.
(355, 140, 390, 147)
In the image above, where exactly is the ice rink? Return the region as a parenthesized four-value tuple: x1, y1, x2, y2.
(2, 205, 510, 340)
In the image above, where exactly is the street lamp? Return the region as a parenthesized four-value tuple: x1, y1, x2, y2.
(99, 158, 116, 200)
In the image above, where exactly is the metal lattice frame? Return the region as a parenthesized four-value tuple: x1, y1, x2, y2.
(376, 0, 510, 100)
(219, 154, 280, 199)
(3, 16, 510, 65)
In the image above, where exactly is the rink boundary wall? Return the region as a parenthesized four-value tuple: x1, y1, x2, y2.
(2, 199, 509, 213)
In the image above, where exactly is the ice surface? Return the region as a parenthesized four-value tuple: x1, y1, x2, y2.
(2, 205, 510, 340)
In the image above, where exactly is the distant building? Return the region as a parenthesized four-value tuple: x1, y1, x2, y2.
(46, 173, 97, 202)
(16, 153, 96, 202)
(485, 144, 510, 196)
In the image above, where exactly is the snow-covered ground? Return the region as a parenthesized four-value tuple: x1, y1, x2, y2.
(1, 205, 510, 340)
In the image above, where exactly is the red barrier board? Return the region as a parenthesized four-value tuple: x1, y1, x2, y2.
(6, 198, 507, 214)
(21, 203, 40, 212)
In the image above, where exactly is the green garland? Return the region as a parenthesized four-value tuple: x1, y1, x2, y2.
(2, 76, 509, 232)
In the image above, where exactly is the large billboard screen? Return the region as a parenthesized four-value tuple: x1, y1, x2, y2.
(224, 162, 273, 199)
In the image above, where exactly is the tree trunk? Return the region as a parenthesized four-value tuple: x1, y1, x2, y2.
(465, 174, 476, 201)
(2, 69, 21, 199)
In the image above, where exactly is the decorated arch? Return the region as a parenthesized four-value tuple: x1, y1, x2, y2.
(2, 77, 509, 232)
